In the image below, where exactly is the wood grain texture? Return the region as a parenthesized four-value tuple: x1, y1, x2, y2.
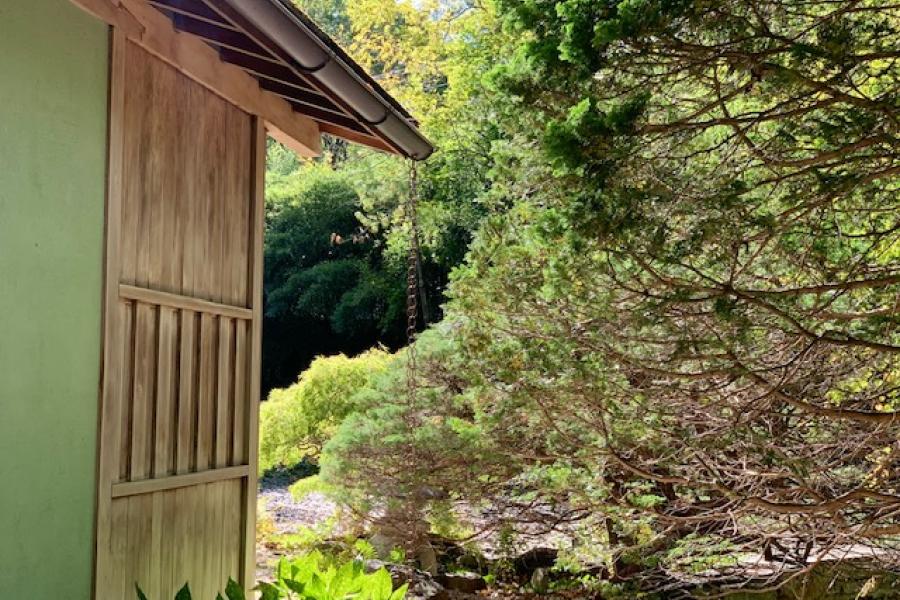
(95, 28, 129, 597)
(242, 116, 267, 592)
(95, 41, 263, 599)
(67, 0, 320, 156)
(105, 483, 243, 597)
(120, 284, 253, 319)
(112, 465, 249, 498)
(94, 0, 320, 156)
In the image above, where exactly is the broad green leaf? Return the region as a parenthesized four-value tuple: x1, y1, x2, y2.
(256, 582, 283, 600)
(175, 583, 192, 600)
(369, 568, 393, 600)
(225, 578, 246, 600)
(389, 583, 409, 600)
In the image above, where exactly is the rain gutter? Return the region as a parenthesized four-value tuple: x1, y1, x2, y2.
(226, 0, 435, 160)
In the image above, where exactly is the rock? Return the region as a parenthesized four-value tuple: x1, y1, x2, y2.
(530, 567, 550, 595)
(437, 572, 486, 593)
(366, 560, 449, 600)
(370, 532, 399, 560)
(513, 547, 558, 576)
(417, 543, 440, 576)
(406, 578, 449, 600)
(429, 536, 490, 574)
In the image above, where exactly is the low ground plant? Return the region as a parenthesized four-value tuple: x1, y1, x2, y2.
(136, 551, 406, 600)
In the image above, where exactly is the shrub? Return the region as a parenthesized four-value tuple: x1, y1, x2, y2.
(259, 349, 392, 471)
(136, 552, 406, 600)
(260, 551, 407, 600)
(318, 326, 517, 558)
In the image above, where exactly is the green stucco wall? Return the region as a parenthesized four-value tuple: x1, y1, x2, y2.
(0, 0, 109, 597)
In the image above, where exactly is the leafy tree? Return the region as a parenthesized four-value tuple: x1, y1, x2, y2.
(434, 0, 900, 586)
(262, 0, 508, 390)
(262, 166, 407, 392)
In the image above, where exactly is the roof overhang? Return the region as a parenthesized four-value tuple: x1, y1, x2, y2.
(69, 0, 434, 160)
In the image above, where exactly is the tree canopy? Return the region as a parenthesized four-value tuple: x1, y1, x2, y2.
(263, 0, 900, 592)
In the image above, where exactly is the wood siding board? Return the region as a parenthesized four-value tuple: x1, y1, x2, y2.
(154, 307, 178, 477)
(117, 0, 320, 156)
(95, 27, 128, 596)
(242, 117, 266, 591)
(232, 320, 247, 465)
(176, 309, 197, 474)
(149, 492, 164, 598)
(215, 318, 234, 467)
(196, 312, 217, 471)
(131, 303, 158, 480)
(118, 301, 136, 483)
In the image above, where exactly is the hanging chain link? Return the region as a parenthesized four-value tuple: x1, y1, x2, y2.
(405, 161, 421, 409)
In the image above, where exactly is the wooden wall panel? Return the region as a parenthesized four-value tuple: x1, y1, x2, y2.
(105, 482, 244, 598)
(96, 38, 265, 599)
(118, 40, 252, 305)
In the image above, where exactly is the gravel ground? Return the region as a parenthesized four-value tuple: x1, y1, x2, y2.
(259, 485, 337, 534)
(256, 473, 341, 580)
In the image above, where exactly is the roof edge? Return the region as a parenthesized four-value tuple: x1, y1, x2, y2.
(226, 0, 435, 160)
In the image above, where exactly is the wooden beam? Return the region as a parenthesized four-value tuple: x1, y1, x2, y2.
(93, 26, 129, 599)
(111, 465, 250, 498)
(119, 284, 253, 320)
(319, 122, 396, 154)
(70, 0, 145, 37)
(198, 0, 398, 153)
(69, 0, 321, 157)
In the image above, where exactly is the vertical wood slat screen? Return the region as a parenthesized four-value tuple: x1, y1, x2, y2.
(114, 302, 250, 482)
(95, 35, 264, 600)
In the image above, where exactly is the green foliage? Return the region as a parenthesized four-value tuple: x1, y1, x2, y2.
(263, 0, 508, 392)
(258, 551, 408, 600)
(261, 0, 900, 592)
(317, 325, 517, 554)
(136, 579, 245, 600)
(259, 349, 392, 470)
(438, 0, 900, 585)
(262, 165, 407, 392)
(136, 555, 405, 600)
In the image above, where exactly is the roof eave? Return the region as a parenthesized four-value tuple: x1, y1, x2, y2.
(225, 0, 434, 160)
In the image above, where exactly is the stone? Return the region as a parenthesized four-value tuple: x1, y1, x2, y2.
(406, 578, 450, 600)
(437, 571, 487, 593)
(530, 567, 550, 595)
(513, 547, 558, 576)
(366, 560, 450, 600)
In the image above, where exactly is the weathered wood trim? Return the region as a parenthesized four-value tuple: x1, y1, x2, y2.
(242, 117, 266, 594)
(94, 26, 128, 598)
(318, 121, 396, 155)
(68, 0, 321, 157)
(111, 465, 250, 498)
(120, 284, 253, 320)
(70, 0, 144, 37)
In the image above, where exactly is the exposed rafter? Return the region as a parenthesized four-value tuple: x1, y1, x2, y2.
(69, 0, 322, 156)
(68, 0, 433, 157)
